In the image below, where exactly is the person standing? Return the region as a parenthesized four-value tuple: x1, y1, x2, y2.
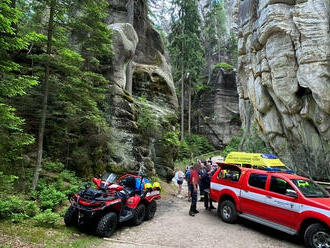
(175, 170, 185, 196)
(203, 162, 216, 210)
(199, 162, 207, 201)
(189, 163, 200, 216)
(185, 165, 192, 201)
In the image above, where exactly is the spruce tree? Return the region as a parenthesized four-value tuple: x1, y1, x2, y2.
(28, 0, 113, 188)
(168, 0, 205, 139)
(0, 0, 38, 167)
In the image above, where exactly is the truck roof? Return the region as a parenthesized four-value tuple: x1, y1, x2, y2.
(217, 162, 307, 180)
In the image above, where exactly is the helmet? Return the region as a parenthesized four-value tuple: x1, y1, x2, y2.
(152, 182, 161, 191)
(144, 183, 153, 191)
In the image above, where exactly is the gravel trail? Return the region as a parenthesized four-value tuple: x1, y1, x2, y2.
(100, 190, 303, 248)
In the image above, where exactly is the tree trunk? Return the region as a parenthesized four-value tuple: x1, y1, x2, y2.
(125, 0, 134, 93)
(188, 78, 191, 135)
(32, 0, 55, 191)
(180, 63, 185, 141)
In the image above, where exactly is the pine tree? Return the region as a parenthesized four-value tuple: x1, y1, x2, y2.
(0, 0, 38, 167)
(168, 0, 205, 139)
(27, 0, 113, 189)
(203, 0, 227, 65)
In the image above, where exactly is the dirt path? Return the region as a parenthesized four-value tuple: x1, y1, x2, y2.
(100, 183, 303, 248)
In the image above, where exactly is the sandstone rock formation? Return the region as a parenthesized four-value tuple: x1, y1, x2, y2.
(236, 0, 330, 179)
(104, 0, 178, 179)
(197, 68, 241, 149)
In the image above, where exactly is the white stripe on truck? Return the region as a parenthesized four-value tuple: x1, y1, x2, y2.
(211, 182, 330, 217)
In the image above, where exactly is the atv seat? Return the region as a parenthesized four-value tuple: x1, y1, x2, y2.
(120, 176, 136, 197)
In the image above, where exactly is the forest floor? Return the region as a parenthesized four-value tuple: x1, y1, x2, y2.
(100, 181, 303, 248)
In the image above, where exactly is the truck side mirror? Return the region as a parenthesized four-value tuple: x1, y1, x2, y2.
(285, 189, 298, 198)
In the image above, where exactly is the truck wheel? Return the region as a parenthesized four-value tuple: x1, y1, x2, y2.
(132, 204, 146, 226)
(219, 200, 237, 224)
(96, 212, 117, 237)
(145, 200, 157, 221)
(64, 206, 78, 227)
(304, 223, 330, 248)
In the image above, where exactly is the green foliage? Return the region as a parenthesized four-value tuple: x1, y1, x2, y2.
(0, 0, 38, 165)
(168, 0, 205, 84)
(215, 62, 234, 71)
(0, 196, 40, 220)
(221, 136, 242, 158)
(39, 185, 66, 210)
(178, 134, 216, 160)
(137, 97, 160, 138)
(196, 84, 211, 94)
(0, 172, 18, 195)
(242, 127, 271, 154)
(43, 161, 65, 173)
(163, 130, 180, 149)
(24, 201, 40, 218)
(6, 0, 114, 179)
(203, 1, 227, 59)
(221, 127, 271, 159)
(33, 209, 60, 228)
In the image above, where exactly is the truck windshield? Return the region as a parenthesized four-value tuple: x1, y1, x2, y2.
(292, 179, 329, 198)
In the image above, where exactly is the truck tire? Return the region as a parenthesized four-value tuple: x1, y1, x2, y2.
(219, 200, 237, 224)
(64, 206, 78, 227)
(96, 212, 117, 237)
(145, 200, 157, 221)
(304, 223, 330, 248)
(132, 204, 146, 226)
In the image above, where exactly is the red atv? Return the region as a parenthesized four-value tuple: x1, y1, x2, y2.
(64, 173, 161, 237)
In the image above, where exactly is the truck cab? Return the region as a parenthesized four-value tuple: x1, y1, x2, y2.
(210, 163, 330, 248)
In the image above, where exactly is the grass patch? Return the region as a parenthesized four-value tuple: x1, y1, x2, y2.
(0, 219, 102, 248)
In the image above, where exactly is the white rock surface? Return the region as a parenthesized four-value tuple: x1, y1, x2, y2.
(236, 0, 330, 179)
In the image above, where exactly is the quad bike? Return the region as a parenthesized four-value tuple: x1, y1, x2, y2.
(64, 173, 161, 237)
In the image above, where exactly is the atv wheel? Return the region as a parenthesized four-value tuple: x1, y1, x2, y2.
(219, 200, 237, 224)
(132, 204, 146, 226)
(304, 223, 330, 248)
(96, 212, 117, 237)
(64, 206, 78, 227)
(145, 200, 157, 221)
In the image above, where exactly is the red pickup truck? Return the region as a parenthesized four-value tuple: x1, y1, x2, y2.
(210, 163, 330, 248)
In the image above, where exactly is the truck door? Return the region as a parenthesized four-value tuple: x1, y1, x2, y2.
(265, 176, 300, 228)
(240, 172, 270, 220)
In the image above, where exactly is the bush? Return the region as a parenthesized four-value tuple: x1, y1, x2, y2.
(0, 196, 40, 220)
(24, 201, 40, 217)
(0, 172, 18, 195)
(178, 134, 215, 160)
(39, 185, 66, 210)
(33, 209, 60, 228)
(43, 161, 65, 172)
(163, 131, 180, 149)
(221, 126, 271, 159)
(11, 213, 29, 223)
(137, 97, 160, 138)
(214, 62, 234, 71)
(0, 196, 23, 219)
(242, 128, 271, 154)
(221, 136, 242, 158)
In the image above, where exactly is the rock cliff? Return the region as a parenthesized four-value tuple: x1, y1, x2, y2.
(104, 0, 178, 179)
(196, 68, 241, 149)
(236, 0, 330, 179)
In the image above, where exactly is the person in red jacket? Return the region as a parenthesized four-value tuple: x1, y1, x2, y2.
(189, 163, 200, 216)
